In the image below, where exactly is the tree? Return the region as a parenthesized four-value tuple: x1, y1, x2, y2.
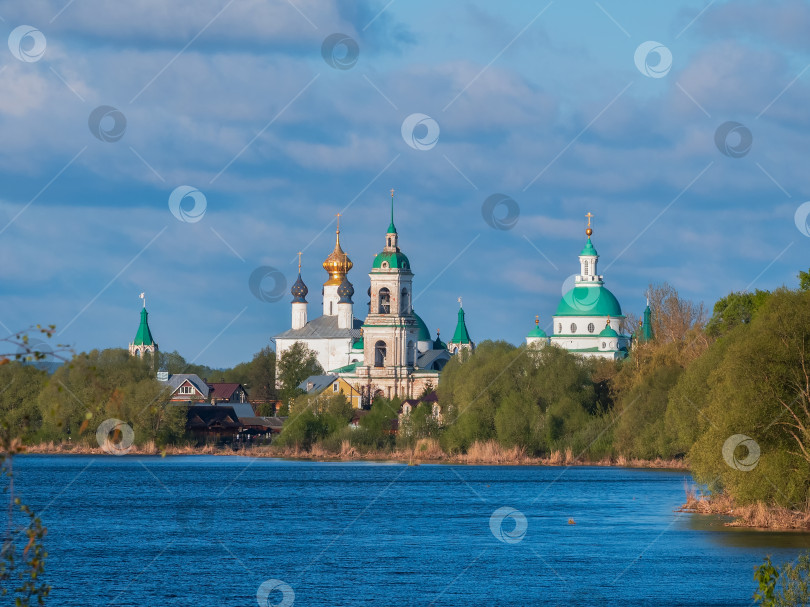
(276, 343, 323, 404)
(690, 288, 810, 506)
(705, 290, 770, 337)
(246, 347, 276, 403)
(799, 268, 810, 292)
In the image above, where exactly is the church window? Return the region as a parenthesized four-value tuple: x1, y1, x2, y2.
(329, 301, 333, 315)
(588, 323, 595, 333)
(407, 340, 415, 365)
(378, 288, 391, 314)
(557, 323, 562, 334)
(570, 323, 577, 333)
(381, 261, 389, 269)
(374, 341, 386, 367)
(401, 288, 409, 313)
(387, 237, 392, 246)
(601, 342, 606, 349)
(584, 260, 589, 275)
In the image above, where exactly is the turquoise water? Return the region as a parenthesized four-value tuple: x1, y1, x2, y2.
(9, 456, 810, 606)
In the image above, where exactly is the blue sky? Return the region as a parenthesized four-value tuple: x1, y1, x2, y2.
(1, 0, 809, 368)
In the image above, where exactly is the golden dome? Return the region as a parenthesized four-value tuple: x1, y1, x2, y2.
(323, 229, 353, 285)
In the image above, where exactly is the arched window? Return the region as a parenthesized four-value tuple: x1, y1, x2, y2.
(378, 288, 390, 314)
(583, 260, 589, 276)
(557, 323, 562, 334)
(570, 323, 577, 333)
(374, 340, 386, 367)
(588, 323, 595, 333)
(329, 301, 333, 315)
(407, 340, 415, 365)
(401, 288, 409, 313)
(453, 347, 459, 354)
(387, 237, 392, 246)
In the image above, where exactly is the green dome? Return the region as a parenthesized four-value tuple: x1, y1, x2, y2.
(372, 251, 410, 270)
(527, 326, 548, 338)
(599, 324, 619, 338)
(413, 311, 431, 341)
(580, 237, 598, 257)
(556, 285, 623, 317)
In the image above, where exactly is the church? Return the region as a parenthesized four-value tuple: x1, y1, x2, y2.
(275, 191, 474, 402)
(526, 214, 652, 360)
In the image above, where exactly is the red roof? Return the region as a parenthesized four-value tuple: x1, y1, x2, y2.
(207, 383, 243, 400)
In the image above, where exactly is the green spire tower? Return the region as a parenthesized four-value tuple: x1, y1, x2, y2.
(448, 297, 474, 354)
(129, 293, 158, 358)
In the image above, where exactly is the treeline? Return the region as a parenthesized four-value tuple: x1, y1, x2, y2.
(0, 345, 311, 447)
(276, 277, 810, 511)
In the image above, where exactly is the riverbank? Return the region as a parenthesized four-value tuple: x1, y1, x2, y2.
(679, 486, 810, 531)
(20, 438, 688, 468)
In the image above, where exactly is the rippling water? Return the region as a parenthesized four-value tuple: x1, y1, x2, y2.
(10, 456, 809, 606)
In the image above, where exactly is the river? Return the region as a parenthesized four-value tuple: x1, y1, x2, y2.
(9, 456, 809, 606)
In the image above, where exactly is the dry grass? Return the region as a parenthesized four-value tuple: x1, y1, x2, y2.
(678, 482, 810, 530)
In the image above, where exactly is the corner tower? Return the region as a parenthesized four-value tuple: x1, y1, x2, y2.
(129, 293, 158, 358)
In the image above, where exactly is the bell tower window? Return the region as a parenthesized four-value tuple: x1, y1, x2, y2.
(378, 288, 390, 314)
(583, 260, 589, 276)
(374, 340, 386, 367)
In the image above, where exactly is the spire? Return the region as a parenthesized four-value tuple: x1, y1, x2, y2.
(451, 301, 472, 344)
(133, 304, 155, 346)
(580, 211, 598, 257)
(387, 188, 397, 234)
(640, 297, 654, 342)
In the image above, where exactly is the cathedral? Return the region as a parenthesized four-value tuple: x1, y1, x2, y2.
(275, 191, 474, 402)
(526, 214, 652, 360)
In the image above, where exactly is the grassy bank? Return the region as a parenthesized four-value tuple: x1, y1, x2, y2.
(21, 438, 687, 469)
(680, 484, 810, 531)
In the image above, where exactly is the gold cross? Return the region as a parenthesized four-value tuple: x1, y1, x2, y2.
(297, 251, 302, 273)
(585, 212, 594, 227)
(458, 296, 462, 307)
(390, 188, 395, 198)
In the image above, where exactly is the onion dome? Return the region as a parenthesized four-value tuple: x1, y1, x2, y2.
(372, 251, 410, 270)
(412, 311, 432, 341)
(599, 317, 619, 338)
(291, 273, 308, 303)
(337, 275, 354, 304)
(433, 329, 447, 350)
(322, 225, 353, 286)
(527, 315, 548, 339)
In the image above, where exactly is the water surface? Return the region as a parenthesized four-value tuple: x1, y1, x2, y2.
(11, 456, 809, 606)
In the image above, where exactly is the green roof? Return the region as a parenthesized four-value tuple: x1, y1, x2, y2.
(329, 361, 360, 374)
(580, 237, 598, 257)
(640, 304, 654, 342)
(433, 333, 447, 350)
(351, 337, 364, 350)
(599, 324, 619, 338)
(413, 312, 431, 341)
(527, 326, 548, 338)
(133, 308, 155, 346)
(372, 251, 410, 270)
(451, 307, 472, 344)
(556, 285, 624, 317)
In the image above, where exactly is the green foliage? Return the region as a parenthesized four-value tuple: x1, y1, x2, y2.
(353, 397, 399, 450)
(276, 343, 324, 404)
(275, 393, 353, 450)
(614, 365, 683, 459)
(706, 290, 770, 337)
(754, 553, 810, 607)
(690, 289, 810, 506)
(0, 364, 48, 442)
(799, 269, 810, 292)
